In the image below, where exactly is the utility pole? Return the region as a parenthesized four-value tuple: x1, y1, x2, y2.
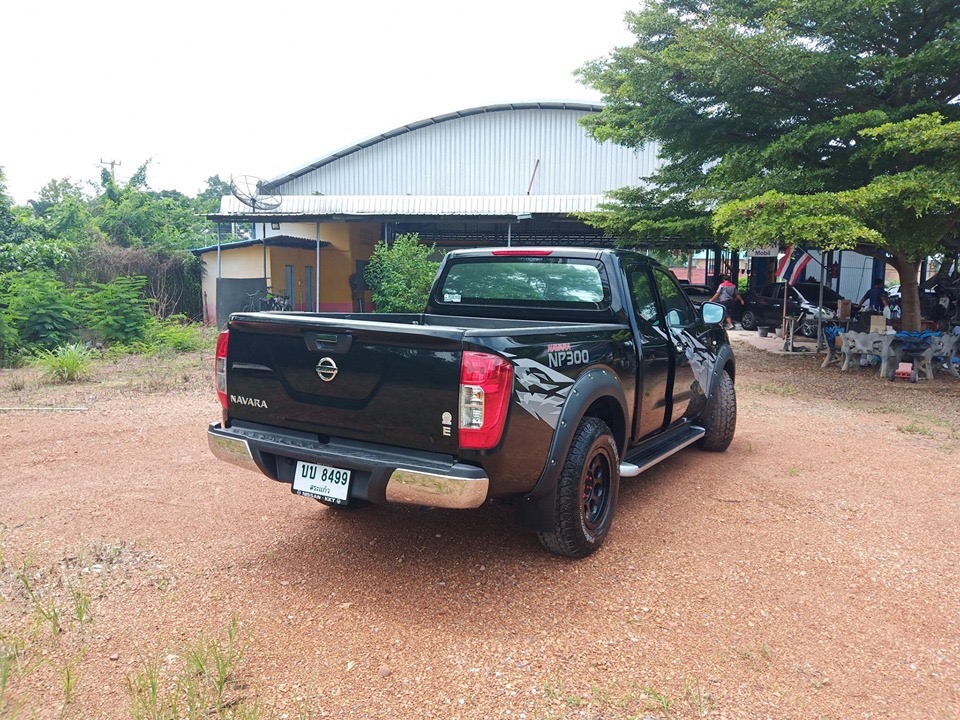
(99, 159, 121, 181)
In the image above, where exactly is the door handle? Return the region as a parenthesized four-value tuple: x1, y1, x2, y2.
(303, 332, 353, 353)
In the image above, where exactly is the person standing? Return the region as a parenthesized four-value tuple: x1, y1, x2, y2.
(858, 278, 889, 313)
(710, 274, 744, 330)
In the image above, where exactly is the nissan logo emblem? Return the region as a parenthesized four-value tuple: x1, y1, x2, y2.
(315, 357, 339, 382)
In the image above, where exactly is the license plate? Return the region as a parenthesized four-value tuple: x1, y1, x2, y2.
(292, 461, 352, 504)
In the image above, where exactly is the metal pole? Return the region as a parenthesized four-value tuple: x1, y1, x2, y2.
(507, 222, 512, 248)
(817, 251, 826, 351)
(315, 222, 321, 313)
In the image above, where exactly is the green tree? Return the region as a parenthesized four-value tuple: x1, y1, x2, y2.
(194, 175, 232, 215)
(715, 114, 960, 328)
(0, 168, 43, 246)
(578, 0, 960, 329)
(95, 162, 208, 251)
(364, 234, 440, 313)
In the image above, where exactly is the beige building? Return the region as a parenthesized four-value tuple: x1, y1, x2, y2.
(193, 222, 382, 324)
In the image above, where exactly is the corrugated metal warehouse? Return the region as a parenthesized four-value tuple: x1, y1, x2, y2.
(269, 102, 660, 197)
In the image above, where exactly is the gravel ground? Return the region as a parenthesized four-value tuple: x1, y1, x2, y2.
(0, 336, 958, 719)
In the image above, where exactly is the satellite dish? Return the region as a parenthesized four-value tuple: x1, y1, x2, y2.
(230, 175, 282, 211)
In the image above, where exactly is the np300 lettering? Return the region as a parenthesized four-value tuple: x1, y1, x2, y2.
(548, 349, 590, 368)
(208, 248, 737, 558)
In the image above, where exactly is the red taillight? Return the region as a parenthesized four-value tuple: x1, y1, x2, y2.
(459, 351, 513, 450)
(215, 330, 229, 409)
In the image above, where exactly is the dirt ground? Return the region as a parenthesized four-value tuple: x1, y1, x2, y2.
(1, 334, 959, 720)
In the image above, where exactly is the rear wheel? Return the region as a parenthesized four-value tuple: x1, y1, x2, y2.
(698, 370, 736, 452)
(538, 417, 619, 558)
(739, 309, 758, 331)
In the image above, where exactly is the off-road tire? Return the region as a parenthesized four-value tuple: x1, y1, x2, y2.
(538, 417, 619, 558)
(698, 370, 737, 451)
(739, 309, 758, 331)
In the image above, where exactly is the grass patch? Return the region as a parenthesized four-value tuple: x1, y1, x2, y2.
(684, 678, 715, 718)
(128, 618, 258, 720)
(542, 677, 675, 717)
(751, 381, 800, 396)
(67, 579, 92, 626)
(15, 562, 63, 637)
(0, 634, 28, 716)
(866, 402, 900, 415)
(896, 420, 935, 437)
(31, 344, 93, 384)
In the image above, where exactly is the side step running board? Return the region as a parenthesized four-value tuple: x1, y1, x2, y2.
(619, 424, 705, 477)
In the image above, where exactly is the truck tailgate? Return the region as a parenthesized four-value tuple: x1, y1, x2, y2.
(225, 315, 464, 455)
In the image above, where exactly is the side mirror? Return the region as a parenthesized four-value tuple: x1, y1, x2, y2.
(702, 301, 726, 325)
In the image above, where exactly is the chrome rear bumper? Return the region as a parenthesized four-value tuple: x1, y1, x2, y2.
(208, 430, 259, 473)
(207, 423, 489, 509)
(385, 468, 489, 509)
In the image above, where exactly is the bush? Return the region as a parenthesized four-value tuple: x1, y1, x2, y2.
(364, 234, 440, 313)
(1, 270, 77, 350)
(142, 315, 205, 352)
(79, 275, 151, 345)
(0, 313, 19, 367)
(81, 243, 203, 320)
(32, 343, 93, 383)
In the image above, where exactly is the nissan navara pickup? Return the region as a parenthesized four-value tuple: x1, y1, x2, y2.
(208, 248, 737, 557)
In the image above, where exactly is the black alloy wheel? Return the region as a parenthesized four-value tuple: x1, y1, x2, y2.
(538, 417, 620, 558)
(581, 446, 612, 533)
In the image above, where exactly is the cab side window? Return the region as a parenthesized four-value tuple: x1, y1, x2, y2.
(652, 269, 695, 328)
(628, 268, 660, 327)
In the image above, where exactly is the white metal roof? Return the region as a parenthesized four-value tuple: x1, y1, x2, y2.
(270, 101, 605, 187)
(266, 102, 660, 197)
(211, 194, 610, 220)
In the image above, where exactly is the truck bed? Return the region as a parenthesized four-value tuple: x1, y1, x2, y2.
(224, 311, 626, 455)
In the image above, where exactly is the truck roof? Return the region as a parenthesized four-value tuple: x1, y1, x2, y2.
(444, 247, 657, 264)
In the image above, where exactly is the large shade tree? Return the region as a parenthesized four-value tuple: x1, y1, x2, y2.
(578, 0, 960, 329)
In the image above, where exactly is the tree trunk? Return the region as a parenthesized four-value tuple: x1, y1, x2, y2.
(888, 253, 923, 332)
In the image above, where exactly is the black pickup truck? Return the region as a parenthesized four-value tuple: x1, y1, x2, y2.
(208, 248, 737, 557)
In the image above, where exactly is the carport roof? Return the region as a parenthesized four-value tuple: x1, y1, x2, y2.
(191, 234, 331, 256)
(207, 194, 608, 222)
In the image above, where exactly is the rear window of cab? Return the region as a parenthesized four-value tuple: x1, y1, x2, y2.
(436, 257, 611, 310)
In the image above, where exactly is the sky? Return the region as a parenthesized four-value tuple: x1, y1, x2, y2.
(1, 0, 638, 205)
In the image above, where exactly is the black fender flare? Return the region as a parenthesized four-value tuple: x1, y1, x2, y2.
(701, 344, 736, 418)
(514, 366, 629, 532)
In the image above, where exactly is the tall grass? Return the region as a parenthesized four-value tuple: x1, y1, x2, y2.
(31, 343, 93, 383)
